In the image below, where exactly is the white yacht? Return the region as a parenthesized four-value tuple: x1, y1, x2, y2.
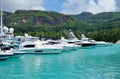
(60, 37, 80, 51)
(18, 40, 63, 54)
(63, 30, 81, 45)
(46, 38, 80, 52)
(80, 34, 112, 47)
(80, 34, 96, 47)
(0, 44, 14, 60)
(57, 30, 81, 51)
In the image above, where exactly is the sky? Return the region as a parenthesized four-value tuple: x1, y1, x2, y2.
(0, 0, 120, 15)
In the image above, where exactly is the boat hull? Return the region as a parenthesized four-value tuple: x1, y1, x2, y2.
(0, 55, 9, 60)
(0, 53, 13, 60)
(62, 46, 80, 52)
(19, 48, 62, 54)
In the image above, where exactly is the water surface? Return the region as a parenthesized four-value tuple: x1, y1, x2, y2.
(0, 44, 120, 79)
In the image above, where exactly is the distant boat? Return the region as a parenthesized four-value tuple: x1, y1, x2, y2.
(80, 34, 96, 47)
(60, 37, 80, 51)
(64, 30, 81, 45)
(65, 30, 96, 47)
(80, 34, 112, 47)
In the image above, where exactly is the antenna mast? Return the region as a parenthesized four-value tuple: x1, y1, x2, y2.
(0, 0, 3, 35)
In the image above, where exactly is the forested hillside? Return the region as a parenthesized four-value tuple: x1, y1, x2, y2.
(2, 10, 120, 43)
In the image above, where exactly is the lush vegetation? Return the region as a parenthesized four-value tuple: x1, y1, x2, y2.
(3, 10, 120, 43)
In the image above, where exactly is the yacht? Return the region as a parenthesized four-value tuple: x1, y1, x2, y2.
(18, 40, 63, 54)
(80, 34, 112, 47)
(0, 43, 14, 60)
(60, 37, 80, 51)
(80, 34, 96, 47)
(45, 38, 80, 52)
(64, 30, 81, 44)
(58, 30, 81, 51)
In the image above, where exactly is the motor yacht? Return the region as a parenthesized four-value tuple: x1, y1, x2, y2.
(60, 37, 80, 51)
(0, 44, 14, 60)
(80, 34, 112, 47)
(80, 34, 96, 47)
(18, 40, 63, 54)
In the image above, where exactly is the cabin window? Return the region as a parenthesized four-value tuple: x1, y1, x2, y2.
(24, 45, 35, 48)
(68, 42, 74, 44)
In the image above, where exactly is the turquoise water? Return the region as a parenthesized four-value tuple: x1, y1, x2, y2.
(0, 44, 120, 79)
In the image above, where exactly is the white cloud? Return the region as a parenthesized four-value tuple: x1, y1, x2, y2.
(62, 0, 88, 14)
(0, 0, 45, 12)
(61, 0, 118, 14)
(87, 0, 117, 14)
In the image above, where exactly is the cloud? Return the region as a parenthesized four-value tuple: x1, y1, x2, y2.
(0, 0, 45, 12)
(116, 0, 120, 11)
(61, 0, 88, 14)
(0, 0, 120, 14)
(61, 0, 119, 14)
(87, 0, 117, 14)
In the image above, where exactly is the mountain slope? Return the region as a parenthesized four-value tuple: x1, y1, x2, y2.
(4, 10, 83, 27)
(73, 12, 120, 23)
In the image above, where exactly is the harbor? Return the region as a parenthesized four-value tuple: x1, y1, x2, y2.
(0, 0, 120, 79)
(0, 27, 113, 60)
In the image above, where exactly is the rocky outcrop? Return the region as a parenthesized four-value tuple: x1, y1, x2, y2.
(3, 10, 77, 27)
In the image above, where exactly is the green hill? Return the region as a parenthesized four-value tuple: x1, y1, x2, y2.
(73, 12, 120, 23)
(4, 10, 84, 27)
(3, 10, 90, 39)
(2, 10, 120, 42)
